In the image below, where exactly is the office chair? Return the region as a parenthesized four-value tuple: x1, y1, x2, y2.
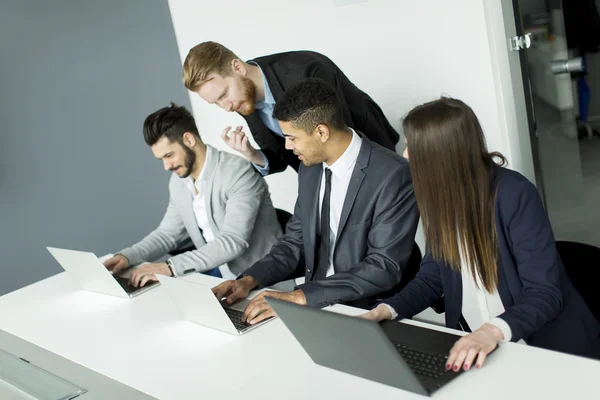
(275, 208, 292, 233)
(556, 240, 600, 322)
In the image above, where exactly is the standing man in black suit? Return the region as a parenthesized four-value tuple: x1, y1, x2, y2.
(182, 41, 399, 175)
(211, 79, 419, 325)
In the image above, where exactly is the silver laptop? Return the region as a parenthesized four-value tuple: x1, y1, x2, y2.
(47, 247, 159, 298)
(268, 297, 469, 397)
(156, 275, 274, 335)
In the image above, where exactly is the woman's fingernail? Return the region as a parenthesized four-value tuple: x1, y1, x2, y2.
(464, 364, 469, 370)
(453, 365, 459, 372)
(446, 364, 451, 370)
(476, 364, 481, 368)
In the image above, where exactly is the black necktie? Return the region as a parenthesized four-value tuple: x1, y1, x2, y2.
(315, 168, 332, 280)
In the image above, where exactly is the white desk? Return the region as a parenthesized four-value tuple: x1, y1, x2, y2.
(0, 329, 156, 399)
(0, 272, 599, 400)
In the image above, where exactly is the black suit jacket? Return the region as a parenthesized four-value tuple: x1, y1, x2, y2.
(243, 135, 419, 308)
(383, 167, 600, 359)
(243, 51, 400, 174)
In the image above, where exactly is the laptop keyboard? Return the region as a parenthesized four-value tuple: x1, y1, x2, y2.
(113, 276, 141, 294)
(113, 275, 158, 294)
(395, 344, 448, 379)
(224, 308, 250, 331)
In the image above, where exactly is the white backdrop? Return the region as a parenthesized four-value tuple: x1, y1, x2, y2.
(167, 0, 533, 250)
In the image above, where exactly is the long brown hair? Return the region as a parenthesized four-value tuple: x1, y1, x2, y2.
(403, 97, 506, 292)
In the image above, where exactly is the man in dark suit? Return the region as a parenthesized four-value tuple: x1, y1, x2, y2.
(183, 41, 399, 175)
(211, 79, 419, 325)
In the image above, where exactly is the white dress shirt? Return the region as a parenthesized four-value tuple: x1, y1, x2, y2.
(182, 148, 236, 280)
(247, 62, 282, 176)
(384, 242, 520, 343)
(318, 129, 362, 277)
(459, 255, 514, 342)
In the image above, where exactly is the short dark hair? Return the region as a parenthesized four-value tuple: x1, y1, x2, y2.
(143, 103, 200, 146)
(272, 78, 347, 133)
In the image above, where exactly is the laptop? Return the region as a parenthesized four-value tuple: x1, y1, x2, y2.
(156, 274, 274, 335)
(47, 247, 159, 298)
(268, 298, 471, 396)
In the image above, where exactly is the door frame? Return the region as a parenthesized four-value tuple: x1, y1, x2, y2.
(509, 0, 547, 201)
(481, 0, 539, 188)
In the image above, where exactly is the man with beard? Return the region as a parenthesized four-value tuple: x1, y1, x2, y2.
(102, 103, 283, 288)
(182, 41, 399, 175)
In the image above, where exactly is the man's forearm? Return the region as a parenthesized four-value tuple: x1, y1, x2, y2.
(239, 275, 259, 290)
(245, 148, 266, 167)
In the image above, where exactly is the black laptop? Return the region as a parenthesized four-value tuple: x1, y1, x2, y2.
(267, 298, 469, 396)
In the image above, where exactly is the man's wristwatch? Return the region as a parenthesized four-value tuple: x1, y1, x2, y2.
(166, 259, 175, 277)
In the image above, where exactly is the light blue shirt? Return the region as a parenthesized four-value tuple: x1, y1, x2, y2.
(248, 62, 283, 176)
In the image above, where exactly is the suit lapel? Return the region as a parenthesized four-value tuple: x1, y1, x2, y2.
(450, 267, 462, 328)
(245, 56, 285, 152)
(304, 165, 323, 281)
(202, 146, 219, 230)
(203, 180, 215, 229)
(176, 184, 207, 248)
(244, 112, 282, 151)
(176, 146, 222, 249)
(335, 138, 370, 243)
(250, 56, 285, 101)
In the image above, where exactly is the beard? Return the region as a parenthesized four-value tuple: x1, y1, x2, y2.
(237, 76, 257, 116)
(173, 145, 197, 178)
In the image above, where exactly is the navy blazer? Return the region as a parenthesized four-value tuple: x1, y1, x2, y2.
(384, 167, 600, 359)
(244, 135, 419, 308)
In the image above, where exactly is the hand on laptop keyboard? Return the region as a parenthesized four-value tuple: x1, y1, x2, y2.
(212, 276, 258, 305)
(128, 263, 171, 287)
(243, 290, 306, 325)
(223, 308, 251, 330)
(103, 254, 130, 276)
(446, 322, 503, 372)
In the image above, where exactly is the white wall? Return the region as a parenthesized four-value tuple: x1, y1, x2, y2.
(484, 0, 535, 182)
(167, 0, 534, 250)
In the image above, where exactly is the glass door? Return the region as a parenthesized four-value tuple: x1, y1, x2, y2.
(512, 0, 600, 247)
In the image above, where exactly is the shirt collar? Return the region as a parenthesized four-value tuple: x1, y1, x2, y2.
(183, 145, 214, 193)
(322, 128, 362, 179)
(247, 61, 275, 108)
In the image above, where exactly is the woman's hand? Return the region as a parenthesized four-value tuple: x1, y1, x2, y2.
(446, 323, 504, 371)
(356, 304, 393, 322)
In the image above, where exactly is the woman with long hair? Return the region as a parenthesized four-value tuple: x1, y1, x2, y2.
(360, 97, 600, 370)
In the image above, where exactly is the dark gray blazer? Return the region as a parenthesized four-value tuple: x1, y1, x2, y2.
(243, 135, 419, 308)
